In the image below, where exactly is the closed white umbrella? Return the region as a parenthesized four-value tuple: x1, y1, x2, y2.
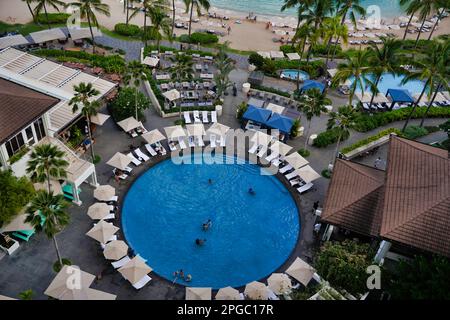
(215, 287, 241, 300)
(244, 281, 269, 300)
(87, 203, 111, 220)
(93, 185, 115, 202)
(86, 220, 119, 243)
(284, 152, 309, 169)
(186, 287, 212, 300)
(267, 273, 292, 295)
(286, 257, 316, 286)
(118, 256, 152, 284)
(106, 152, 132, 171)
(103, 240, 129, 261)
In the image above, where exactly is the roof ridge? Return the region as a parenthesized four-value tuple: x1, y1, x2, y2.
(393, 135, 449, 160)
(1, 90, 57, 102)
(340, 160, 385, 183)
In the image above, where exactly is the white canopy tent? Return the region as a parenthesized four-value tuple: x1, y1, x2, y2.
(286, 257, 316, 286)
(0, 34, 29, 49)
(117, 117, 141, 132)
(68, 27, 102, 40)
(29, 28, 66, 44)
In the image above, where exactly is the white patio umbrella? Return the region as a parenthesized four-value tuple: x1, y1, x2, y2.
(90, 113, 110, 126)
(267, 273, 292, 295)
(118, 256, 153, 285)
(186, 287, 212, 300)
(142, 129, 166, 145)
(106, 152, 132, 171)
(215, 287, 241, 300)
(244, 281, 269, 300)
(44, 265, 95, 300)
(0, 211, 34, 233)
(117, 117, 141, 132)
(103, 240, 129, 261)
(163, 89, 181, 102)
(297, 165, 321, 183)
(269, 140, 293, 156)
(87, 203, 111, 220)
(86, 220, 119, 243)
(93, 185, 115, 202)
(186, 123, 206, 137)
(85, 288, 117, 300)
(285, 257, 316, 286)
(206, 122, 230, 137)
(164, 125, 186, 140)
(284, 152, 309, 169)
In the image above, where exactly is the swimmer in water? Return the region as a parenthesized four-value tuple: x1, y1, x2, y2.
(248, 188, 256, 195)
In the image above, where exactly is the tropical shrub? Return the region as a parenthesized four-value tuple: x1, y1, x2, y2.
(109, 87, 150, 122)
(340, 128, 401, 154)
(36, 13, 71, 24)
(236, 102, 248, 121)
(314, 240, 375, 295)
(114, 23, 141, 36)
(403, 125, 429, 140)
(249, 52, 265, 69)
(179, 32, 219, 44)
(0, 170, 35, 226)
(298, 148, 310, 157)
(290, 119, 301, 137)
(313, 127, 350, 148)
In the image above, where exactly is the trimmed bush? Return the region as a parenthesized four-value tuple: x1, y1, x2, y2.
(236, 102, 248, 121)
(290, 119, 301, 137)
(313, 127, 350, 148)
(182, 32, 219, 44)
(249, 52, 265, 69)
(403, 125, 429, 140)
(321, 169, 332, 179)
(251, 85, 291, 98)
(114, 23, 141, 36)
(298, 148, 310, 157)
(36, 13, 70, 24)
(340, 128, 401, 154)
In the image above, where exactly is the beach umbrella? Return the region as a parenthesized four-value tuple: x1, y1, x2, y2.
(90, 113, 110, 126)
(269, 140, 292, 156)
(285, 257, 316, 286)
(106, 152, 132, 171)
(33, 180, 63, 195)
(297, 165, 321, 183)
(267, 273, 292, 295)
(117, 117, 141, 132)
(93, 185, 115, 202)
(164, 125, 186, 139)
(44, 265, 95, 300)
(118, 256, 153, 285)
(87, 203, 112, 220)
(215, 287, 241, 300)
(103, 240, 129, 261)
(85, 288, 116, 300)
(186, 287, 212, 300)
(206, 122, 230, 137)
(0, 295, 17, 300)
(244, 281, 269, 300)
(163, 89, 181, 102)
(186, 123, 206, 137)
(142, 129, 166, 145)
(284, 152, 309, 169)
(86, 220, 119, 243)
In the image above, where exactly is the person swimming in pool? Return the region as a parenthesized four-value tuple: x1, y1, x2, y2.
(202, 219, 212, 231)
(208, 178, 212, 184)
(195, 238, 206, 246)
(248, 188, 256, 195)
(185, 274, 192, 282)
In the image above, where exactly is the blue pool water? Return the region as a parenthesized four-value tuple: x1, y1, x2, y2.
(122, 154, 300, 289)
(280, 69, 310, 81)
(210, 0, 405, 19)
(350, 73, 425, 95)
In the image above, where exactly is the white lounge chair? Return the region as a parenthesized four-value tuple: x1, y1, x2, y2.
(155, 142, 167, 155)
(210, 134, 217, 148)
(248, 143, 259, 154)
(289, 177, 302, 186)
(257, 146, 268, 157)
(132, 274, 152, 289)
(109, 195, 118, 202)
(196, 136, 205, 147)
(145, 144, 158, 156)
(188, 136, 195, 147)
(123, 166, 133, 173)
(297, 182, 313, 194)
(102, 213, 115, 220)
(127, 153, 142, 166)
(168, 140, 177, 151)
(211, 111, 217, 123)
(113, 168, 128, 180)
(279, 164, 293, 173)
(220, 135, 226, 147)
(285, 170, 299, 180)
(134, 148, 150, 162)
(193, 110, 201, 123)
(111, 256, 131, 269)
(178, 137, 187, 149)
(184, 111, 192, 124)
(202, 110, 209, 123)
(265, 151, 280, 162)
(100, 235, 117, 249)
(271, 157, 282, 167)
(239, 293, 245, 300)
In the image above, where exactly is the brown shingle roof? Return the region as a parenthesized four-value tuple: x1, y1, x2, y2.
(380, 136, 450, 257)
(0, 78, 59, 144)
(321, 159, 385, 236)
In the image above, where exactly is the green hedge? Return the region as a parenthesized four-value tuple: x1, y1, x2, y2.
(403, 125, 429, 140)
(33, 49, 126, 74)
(354, 107, 450, 132)
(258, 58, 325, 79)
(146, 72, 165, 107)
(143, 45, 215, 58)
(36, 13, 71, 24)
(114, 23, 141, 36)
(313, 127, 350, 148)
(179, 32, 219, 44)
(340, 128, 401, 154)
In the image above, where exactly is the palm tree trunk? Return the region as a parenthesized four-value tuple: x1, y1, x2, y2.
(188, 3, 194, 44)
(402, 81, 429, 131)
(46, 166, 51, 193)
(332, 131, 342, 166)
(420, 83, 441, 127)
(53, 236, 63, 266)
(126, 0, 130, 25)
(171, 0, 176, 39)
(428, 10, 444, 40)
(87, 118, 95, 162)
(403, 12, 415, 40)
(135, 84, 139, 120)
(414, 18, 426, 48)
(143, 7, 147, 47)
(304, 120, 312, 150)
(26, 1, 36, 22)
(325, 37, 332, 66)
(291, 16, 301, 49)
(123, 0, 126, 13)
(44, 3, 50, 29)
(300, 38, 307, 59)
(87, 13, 96, 54)
(368, 75, 382, 109)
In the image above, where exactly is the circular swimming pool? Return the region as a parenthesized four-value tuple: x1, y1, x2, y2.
(280, 69, 310, 81)
(121, 154, 300, 289)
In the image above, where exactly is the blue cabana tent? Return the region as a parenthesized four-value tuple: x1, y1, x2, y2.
(300, 80, 326, 94)
(242, 105, 272, 124)
(265, 113, 294, 134)
(386, 88, 414, 110)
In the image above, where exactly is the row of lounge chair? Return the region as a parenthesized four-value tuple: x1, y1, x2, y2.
(184, 110, 218, 124)
(248, 90, 299, 109)
(167, 134, 226, 152)
(362, 99, 450, 112)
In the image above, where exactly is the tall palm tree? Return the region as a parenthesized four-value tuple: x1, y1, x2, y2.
(214, 42, 234, 99)
(322, 15, 348, 65)
(428, 0, 450, 40)
(293, 22, 314, 59)
(123, 61, 149, 120)
(184, 0, 210, 43)
(400, 0, 421, 40)
(25, 191, 70, 267)
(69, 82, 101, 163)
(67, 0, 110, 54)
(126, 0, 141, 26)
(169, 53, 194, 80)
(148, 5, 172, 51)
(33, 0, 65, 29)
(402, 40, 449, 130)
(22, 0, 37, 22)
(142, 0, 167, 47)
(336, 0, 365, 27)
(281, 0, 312, 47)
(332, 50, 372, 105)
(171, 0, 176, 38)
(413, 0, 434, 47)
(327, 105, 358, 166)
(367, 36, 402, 109)
(26, 144, 68, 193)
(298, 88, 331, 150)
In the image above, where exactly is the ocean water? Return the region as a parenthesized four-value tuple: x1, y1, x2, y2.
(210, 0, 405, 20)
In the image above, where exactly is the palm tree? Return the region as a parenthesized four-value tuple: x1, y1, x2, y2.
(336, 0, 365, 27)
(327, 105, 358, 166)
(123, 61, 149, 120)
(214, 42, 234, 99)
(428, 0, 450, 40)
(400, 0, 421, 40)
(147, 5, 172, 50)
(25, 191, 70, 267)
(322, 15, 348, 65)
(293, 22, 313, 60)
(67, 0, 110, 54)
(169, 53, 194, 80)
(281, 0, 312, 47)
(413, 0, 434, 47)
(126, 0, 141, 26)
(298, 88, 331, 150)
(26, 144, 68, 193)
(402, 40, 449, 131)
(142, 0, 166, 47)
(184, 0, 210, 43)
(33, 0, 65, 29)
(69, 82, 101, 163)
(367, 36, 402, 109)
(22, 0, 37, 22)
(332, 50, 372, 105)
(171, 0, 176, 38)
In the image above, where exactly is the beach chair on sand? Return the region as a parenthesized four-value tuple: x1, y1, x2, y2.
(127, 153, 142, 166)
(184, 112, 192, 124)
(193, 110, 201, 123)
(134, 148, 150, 162)
(145, 144, 158, 156)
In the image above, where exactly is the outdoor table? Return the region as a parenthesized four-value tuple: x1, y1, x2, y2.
(156, 74, 170, 80)
(195, 64, 202, 70)
(200, 73, 214, 79)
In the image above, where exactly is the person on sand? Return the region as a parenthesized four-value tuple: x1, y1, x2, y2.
(228, 25, 231, 35)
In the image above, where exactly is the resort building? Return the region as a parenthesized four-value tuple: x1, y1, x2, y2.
(0, 47, 117, 205)
(320, 135, 450, 260)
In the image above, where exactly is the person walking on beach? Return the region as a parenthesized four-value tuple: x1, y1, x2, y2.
(227, 25, 231, 35)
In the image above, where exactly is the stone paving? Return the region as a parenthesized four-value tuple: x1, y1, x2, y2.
(0, 36, 448, 299)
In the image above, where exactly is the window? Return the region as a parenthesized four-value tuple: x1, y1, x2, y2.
(25, 126, 35, 145)
(34, 118, 46, 142)
(5, 133, 25, 158)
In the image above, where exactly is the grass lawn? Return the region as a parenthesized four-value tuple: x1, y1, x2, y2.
(0, 21, 68, 36)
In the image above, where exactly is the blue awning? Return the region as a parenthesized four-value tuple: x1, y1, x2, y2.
(300, 80, 326, 94)
(242, 105, 272, 124)
(265, 113, 294, 134)
(386, 88, 414, 103)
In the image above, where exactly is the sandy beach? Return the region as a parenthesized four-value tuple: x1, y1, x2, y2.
(0, 0, 448, 51)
